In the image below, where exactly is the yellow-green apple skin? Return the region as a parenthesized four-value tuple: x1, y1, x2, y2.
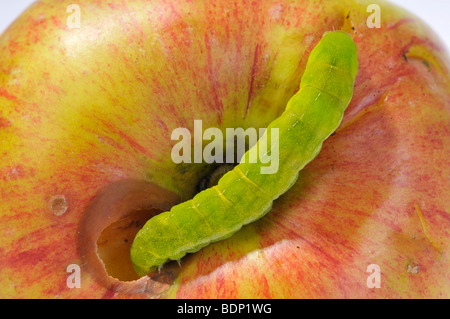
(0, 0, 449, 298)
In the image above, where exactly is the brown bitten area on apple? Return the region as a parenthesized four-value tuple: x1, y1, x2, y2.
(77, 179, 181, 295)
(96, 208, 159, 282)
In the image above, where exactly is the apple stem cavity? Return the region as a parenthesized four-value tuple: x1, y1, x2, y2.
(196, 164, 236, 192)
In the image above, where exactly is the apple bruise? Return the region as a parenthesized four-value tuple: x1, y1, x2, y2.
(77, 179, 181, 294)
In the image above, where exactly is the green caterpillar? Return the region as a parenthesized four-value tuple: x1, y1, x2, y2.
(130, 31, 358, 277)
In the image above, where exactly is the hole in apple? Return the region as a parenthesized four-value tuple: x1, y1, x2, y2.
(96, 208, 161, 282)
(78, 179, 181, 295)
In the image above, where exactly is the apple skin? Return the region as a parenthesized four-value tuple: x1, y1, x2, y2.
(0, 0, 449, 298)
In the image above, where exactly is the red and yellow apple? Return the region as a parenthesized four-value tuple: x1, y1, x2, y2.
(0, 0, 449, 298)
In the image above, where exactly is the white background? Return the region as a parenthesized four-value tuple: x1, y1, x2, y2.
(0, 0, 449, 50)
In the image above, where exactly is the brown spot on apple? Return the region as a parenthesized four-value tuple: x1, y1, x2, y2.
(50, 195, 68, 216)
(407, 263, 420, 274)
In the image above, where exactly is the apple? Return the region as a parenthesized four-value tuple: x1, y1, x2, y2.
(0, 0, 449, 298)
